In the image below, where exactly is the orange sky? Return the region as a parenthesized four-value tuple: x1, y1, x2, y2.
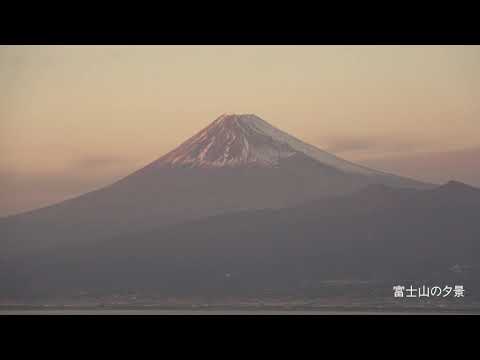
(1, 45, 479, 216)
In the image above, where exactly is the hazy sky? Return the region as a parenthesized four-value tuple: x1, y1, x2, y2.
(1, 45, 479, 216)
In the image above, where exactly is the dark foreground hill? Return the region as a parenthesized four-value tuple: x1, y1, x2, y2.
(2, 181, 479, 301)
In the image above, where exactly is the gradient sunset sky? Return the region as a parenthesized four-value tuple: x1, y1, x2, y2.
(1, 45, 479, 216)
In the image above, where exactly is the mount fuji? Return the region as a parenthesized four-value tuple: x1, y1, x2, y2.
(1, 114, 430, 256)
(6, 114, 480, 303)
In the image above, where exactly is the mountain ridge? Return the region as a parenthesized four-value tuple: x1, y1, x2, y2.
(150, 114, 402, 177)
(1, 113, 431, 221)
(3, 181, 479, 299)
(0, 113, 431, 260)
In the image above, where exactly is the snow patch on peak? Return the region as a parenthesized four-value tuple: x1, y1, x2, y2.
(152, 113, 383, 175)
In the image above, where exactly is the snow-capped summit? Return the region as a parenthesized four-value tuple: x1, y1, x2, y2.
(1, 112, 431, 268)
(153, 113, 381, 175)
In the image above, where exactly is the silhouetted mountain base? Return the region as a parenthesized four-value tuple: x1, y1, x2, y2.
(2, 181, 479, 305)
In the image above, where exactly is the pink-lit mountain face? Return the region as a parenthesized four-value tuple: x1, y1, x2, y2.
(1, 114, 430, 258)
(3, 113, 478, 303)
(153, 114, 381, 175)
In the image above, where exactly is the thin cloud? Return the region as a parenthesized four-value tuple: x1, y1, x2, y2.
(324, 137, 377, 153)
(73, 155, 127, 170)
(0, 154, 141, 216)
(360, 146, 480, 187)
(323, 135, 428, 156)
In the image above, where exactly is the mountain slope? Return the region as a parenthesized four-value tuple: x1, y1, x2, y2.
(0, 114, 430, 257)
(3, 181, 478, 299)
(153, 113, 384, 174)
